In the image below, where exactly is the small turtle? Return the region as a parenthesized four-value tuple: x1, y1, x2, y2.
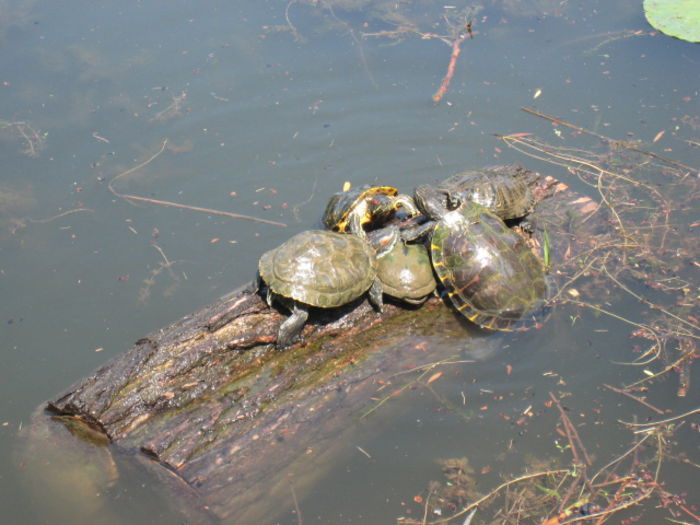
(437, 165, 538, 220)
(323, 184, 418, 237)
(258, 230, 383, 349)
(367, 226, 437, 304)
(408, 185, 546, 331)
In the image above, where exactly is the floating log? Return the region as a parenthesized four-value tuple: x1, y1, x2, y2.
(23, 169, 605, 523)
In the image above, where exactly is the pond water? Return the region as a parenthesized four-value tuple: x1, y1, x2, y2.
(1, 0, 698, 524)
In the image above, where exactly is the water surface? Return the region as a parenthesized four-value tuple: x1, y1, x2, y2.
(1, 1, 698, 523)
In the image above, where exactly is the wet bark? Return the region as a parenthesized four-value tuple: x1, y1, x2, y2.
(42, 170, 606, 522)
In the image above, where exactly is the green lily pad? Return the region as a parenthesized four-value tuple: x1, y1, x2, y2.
(644, 0, 700, 43)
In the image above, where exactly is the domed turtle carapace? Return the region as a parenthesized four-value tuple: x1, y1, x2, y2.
(409, 184, 546, 330)
(258, 230, 383, 349)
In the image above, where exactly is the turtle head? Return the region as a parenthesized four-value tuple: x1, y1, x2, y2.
(413, 185, 461, 219)
(365, 193, 398, 225)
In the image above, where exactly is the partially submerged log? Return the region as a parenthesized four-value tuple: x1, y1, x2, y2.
(30, 170, 605, 523)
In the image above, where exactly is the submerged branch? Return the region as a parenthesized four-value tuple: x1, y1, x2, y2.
(432, 33, 468, 102)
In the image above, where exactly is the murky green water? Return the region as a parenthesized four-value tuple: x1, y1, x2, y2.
(1, 1, 698, 524)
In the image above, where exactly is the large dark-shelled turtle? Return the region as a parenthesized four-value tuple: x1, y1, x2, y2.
(410, 184, 547, 331)
(437, 164, 538, 220)
(258, 230, 383, 349)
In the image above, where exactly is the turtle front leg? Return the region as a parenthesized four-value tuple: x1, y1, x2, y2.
(399, 220, 435, 243)
(367, 279, 384, 313)
(277, 301, 309, 350)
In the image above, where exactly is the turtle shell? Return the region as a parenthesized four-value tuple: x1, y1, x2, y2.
(258, 230, 377, 308)
(430, 202, 546, 330)
(323, 185, 399, 233)
(377, 240, 437, 303)
(438, 165, 537, 220)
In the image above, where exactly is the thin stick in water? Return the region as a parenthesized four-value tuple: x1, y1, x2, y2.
(108, 139, 287, 227)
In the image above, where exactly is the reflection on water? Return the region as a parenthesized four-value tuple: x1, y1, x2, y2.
(1, 0, 698, 523)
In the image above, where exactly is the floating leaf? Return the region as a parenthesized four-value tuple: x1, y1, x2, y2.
(427, 371, 442, 384)
(644, 0, 700, 43)
(652, 129, 666, 142)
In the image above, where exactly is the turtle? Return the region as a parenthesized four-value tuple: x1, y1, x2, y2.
(407, 184, 547, 331)
(258, 230, 383, 349)
(322, 184, 418, 237)
(367, 225, 437, 304)
(436, 165, 538, 221)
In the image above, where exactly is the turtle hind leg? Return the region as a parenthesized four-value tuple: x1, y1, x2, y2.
(519, 216, 535, 235)
(512, 216, 535, 236)
(367, 280, 384, 313)
(277, 302, 309, 350)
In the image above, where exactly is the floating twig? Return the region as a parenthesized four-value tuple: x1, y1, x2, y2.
(618, 407, 700, 429)
(549, 392, 592, 467)
(108, 139, 170, 195)
(26, 208, 95, 224)
(520, 107, 697, 173)
(284, 0, 302, 41)
(602, 384, 665, 415)
(108, 139, 287, 227)
(623, 346, 697, 390)
(601, 264, 700, 335)
(112, 193, 288, 227)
